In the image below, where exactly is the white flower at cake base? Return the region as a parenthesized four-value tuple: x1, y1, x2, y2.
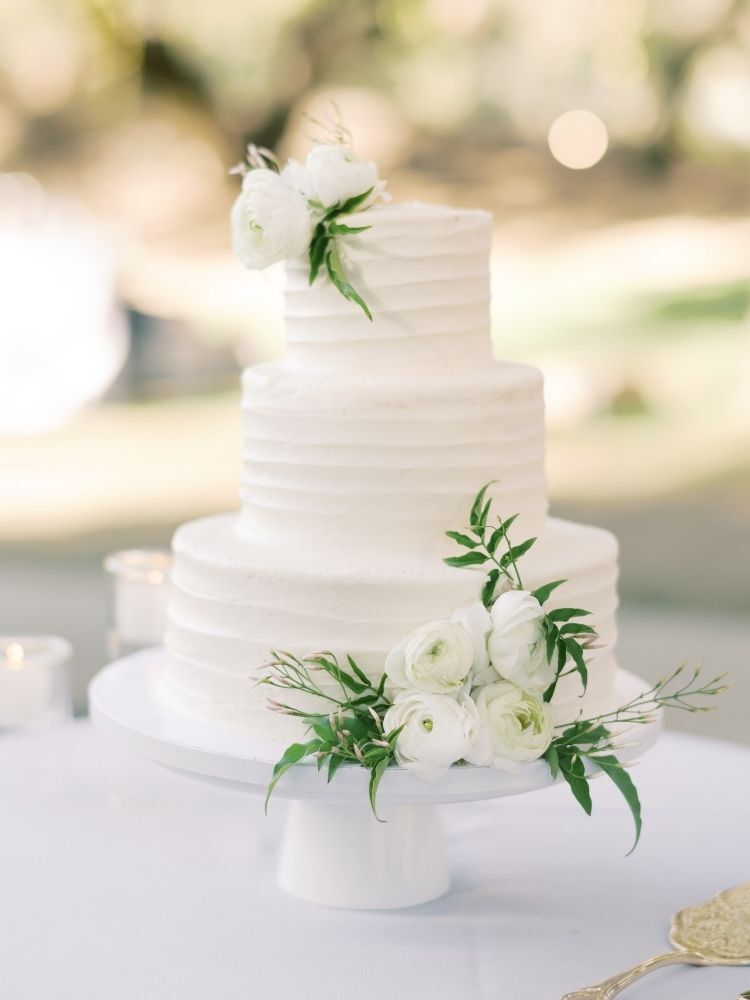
(383, 689, 481, 782)
(385, 620, 474, 695)
(467, 681, 553, 772)
(231, 169, 313, 270)
(486, 590, 556, 694)
(452, 601, 494, 685)
(285, 144, 388, 211)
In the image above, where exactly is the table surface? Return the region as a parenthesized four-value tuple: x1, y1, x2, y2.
(2, 722, 749, 1000)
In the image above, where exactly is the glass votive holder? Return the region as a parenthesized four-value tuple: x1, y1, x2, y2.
(104, 549, 172, 659)
(0, 636, 73, 731)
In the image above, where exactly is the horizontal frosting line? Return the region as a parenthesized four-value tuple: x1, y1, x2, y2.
(240, 455, 543, 476)
(284, 323, 490, 345)
(239, 477, 547, 501)
(286, 244, 488, 271)
(241, 440, 545, 461)
(284, 294, 490, 320)
(285, 269, 489, 297)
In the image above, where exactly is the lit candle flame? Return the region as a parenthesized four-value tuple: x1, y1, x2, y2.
(5, 643, 25, 670)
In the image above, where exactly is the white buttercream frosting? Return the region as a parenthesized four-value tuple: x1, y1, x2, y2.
(162, 200, 622, 742)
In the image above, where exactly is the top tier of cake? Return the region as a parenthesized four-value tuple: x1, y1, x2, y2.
(283, 202, 493, 374)
(238, 202, 548, 563)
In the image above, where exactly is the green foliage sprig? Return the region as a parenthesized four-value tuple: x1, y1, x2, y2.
(261, 651, 398, 818)
(308, 188, 374, 319)
(444, 482, 598, 701)
(546, 663, 729, 852)
(260, 486, 727, 853)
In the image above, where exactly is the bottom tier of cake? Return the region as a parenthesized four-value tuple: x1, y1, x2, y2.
(162, 513, 620, 740)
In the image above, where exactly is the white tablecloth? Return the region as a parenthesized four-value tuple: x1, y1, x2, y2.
(1, 722, 749, 1000)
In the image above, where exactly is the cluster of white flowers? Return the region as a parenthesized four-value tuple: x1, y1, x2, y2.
(230, 144, 387, 271)
(382, 590, 555, 782)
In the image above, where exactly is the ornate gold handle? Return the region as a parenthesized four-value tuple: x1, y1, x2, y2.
(561, 950, 710, 999)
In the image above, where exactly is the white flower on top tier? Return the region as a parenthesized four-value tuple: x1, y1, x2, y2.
(383, 689, 481, 782)
(468, 681, 553, 772)
(231, 169, 312, 270)
(385, 620, 474, 695)
(487, 590, 556, 694)
(284, 144, 388, 210)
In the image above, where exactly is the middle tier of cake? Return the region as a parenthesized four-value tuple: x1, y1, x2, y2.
(163, 513, 619, 740)
(238, 360, 548, 563)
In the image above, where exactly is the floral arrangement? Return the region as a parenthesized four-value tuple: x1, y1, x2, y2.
(262, 485, 726, 851)
(230, 127, 387, 319)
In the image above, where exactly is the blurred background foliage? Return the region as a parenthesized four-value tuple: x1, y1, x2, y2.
(0, 0, 748, 736)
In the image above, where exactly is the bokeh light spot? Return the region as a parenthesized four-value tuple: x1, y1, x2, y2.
(548, 110, 608, 169)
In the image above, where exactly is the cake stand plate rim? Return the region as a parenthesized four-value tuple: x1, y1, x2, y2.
(88, 647, 661, 804)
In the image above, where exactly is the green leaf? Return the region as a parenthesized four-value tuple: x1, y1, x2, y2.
(545, 622, 558, 664)
(547, 607, 591, 622)
(469, 483, 494, 528)
(556, 636, 568, 671)
(481, 568, 500, 608)
(477, 499, 492, 530)
(327, 753, 346, 783)
(498, 537, 537, 568)
(368, 756, 390, 821)
(559, 755, 592, 815)
(443, 551, 488, 568)
(327, 186, 374, 218)
(559, 623, 597, 636)
(566, 639, 588, 690)
(309, 718, 336, 742)
(545, 744, 560, 779)
(308, 224, 329, 285)
(531, 579, 566, 605)
(594, 754, 642, 855)
(542, 678, 558, 703)
(265, 740, 319, 813)
(445, 530, 479, 549)
(346, 655, 372, 690)
(325, 247, 372, 320)
(328, 221, 370, 235)
(562, 722, 610, 747)
(486, 513, 520, 554)
(486, 525, 506, 555)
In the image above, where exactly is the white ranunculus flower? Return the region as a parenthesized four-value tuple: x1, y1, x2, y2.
(298, 144, 388, 210)
(467, 681, 553, 772)
(385, 621, 474, 695)
(231, 169, 313, 270)
(451, 601, 493, 684)
(487, 590, 555, 694)
(384, 690, 481, 782)
(280, 158, 315, 203)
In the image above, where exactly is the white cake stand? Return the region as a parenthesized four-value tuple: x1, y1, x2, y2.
(88, 649, 660, 910)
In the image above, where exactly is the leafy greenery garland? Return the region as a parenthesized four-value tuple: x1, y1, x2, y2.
(262, 484, 727, 849)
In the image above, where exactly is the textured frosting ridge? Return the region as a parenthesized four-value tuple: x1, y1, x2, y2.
(163, 200, 622, 741)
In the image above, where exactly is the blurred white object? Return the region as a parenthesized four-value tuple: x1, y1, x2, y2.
(0, 174, 127, 435)
(104, 549, 172, 655)
(0, 635, 72, 729)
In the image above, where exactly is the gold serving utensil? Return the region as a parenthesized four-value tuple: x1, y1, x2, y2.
(562, 882, 750, 999)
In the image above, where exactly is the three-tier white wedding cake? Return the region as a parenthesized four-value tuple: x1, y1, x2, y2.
(162, 197, 620, 740)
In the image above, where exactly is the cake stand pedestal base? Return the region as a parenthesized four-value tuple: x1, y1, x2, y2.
(279, 800, 449, 909)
